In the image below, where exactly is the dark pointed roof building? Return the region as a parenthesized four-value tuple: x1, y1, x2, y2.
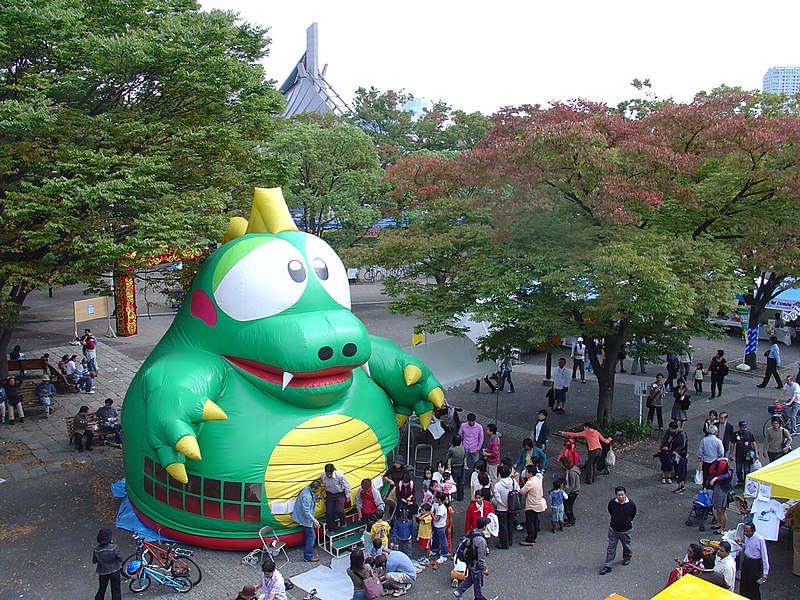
(279, 23, 350, 117)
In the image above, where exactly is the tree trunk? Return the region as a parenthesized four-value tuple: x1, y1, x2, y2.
(744, 304, 765, 370)
(585, 325, 627, 426)
(0, 287, 29, 380)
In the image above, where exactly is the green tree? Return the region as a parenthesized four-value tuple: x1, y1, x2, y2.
(268, 117, 385, 243)
(0, 0, 285, 376)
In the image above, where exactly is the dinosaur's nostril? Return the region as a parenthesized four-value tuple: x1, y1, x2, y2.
(342, 343, 357, 358)
(318, 346, 334, 361)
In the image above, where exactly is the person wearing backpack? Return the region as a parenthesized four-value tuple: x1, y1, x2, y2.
(492, 464, 519, 549)
(453, 517, 492, 600)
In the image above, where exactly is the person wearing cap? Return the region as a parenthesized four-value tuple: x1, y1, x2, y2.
(92, 527, 123, 600)
(571, 337, 587, 383)
(35, 375, 57, 417)
(96, 398, 123, 445)
(731, 420, 759, 489)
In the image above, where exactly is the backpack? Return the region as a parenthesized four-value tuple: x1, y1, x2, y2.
(506, 480, 523, 512)
(455, 530, 481, 565)
(720, 363, 729, 377)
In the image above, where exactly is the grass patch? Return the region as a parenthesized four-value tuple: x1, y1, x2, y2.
(604, 417, 653, 445)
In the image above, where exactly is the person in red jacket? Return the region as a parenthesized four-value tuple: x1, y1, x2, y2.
(561, 422, 612, 484)
(464, 490, 496, 534)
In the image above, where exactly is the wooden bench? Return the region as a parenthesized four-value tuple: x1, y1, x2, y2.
(7, 358, 79, 393)
(65, 413, 121, 448)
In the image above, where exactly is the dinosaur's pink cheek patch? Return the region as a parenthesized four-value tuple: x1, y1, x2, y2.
(190, 290, 218, 327)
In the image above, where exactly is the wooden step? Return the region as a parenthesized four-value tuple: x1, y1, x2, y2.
(331, 532, 365, 551)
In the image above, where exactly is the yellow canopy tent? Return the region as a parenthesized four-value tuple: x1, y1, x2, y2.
(650, 574, 746, 600)
(746, 446, 800, 500)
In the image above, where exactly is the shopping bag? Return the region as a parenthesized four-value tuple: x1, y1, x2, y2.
(606, 448, 616, 468)
(694, 469, 703, 485)
(751, 459, 762, 471)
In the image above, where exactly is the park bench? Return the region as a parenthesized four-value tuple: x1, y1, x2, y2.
(6, 358, 79, 393)
(64, 411, 122, 449)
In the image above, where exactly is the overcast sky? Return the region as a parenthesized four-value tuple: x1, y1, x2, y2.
(202, 0, 800, 115)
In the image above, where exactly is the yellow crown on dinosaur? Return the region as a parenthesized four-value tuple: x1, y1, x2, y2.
(222, 187, 299, 244)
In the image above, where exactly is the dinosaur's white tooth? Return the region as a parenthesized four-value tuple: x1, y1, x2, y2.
(360, 362, 371, 378)
(282, 371, 295, 390)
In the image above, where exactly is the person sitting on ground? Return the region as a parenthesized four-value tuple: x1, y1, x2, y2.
(375, 549, 417, 597)
(347, 548, 376, 600)
(35, 375, 57, 417)
(356, 478, 385, 530)
(95, 398, 122, 445)
(1, 375, 25, 424)
(234, 584, 258, 600)
(73, 405, 94, 452)
(367, 537, 386, 559)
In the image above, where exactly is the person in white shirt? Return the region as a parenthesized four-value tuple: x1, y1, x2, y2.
(553, 357, 570, 413)
(713, 541, 737, 592)
(571, 337, 587, 383)
(736, 522, 770, 600)
(777, 375, 800, 435)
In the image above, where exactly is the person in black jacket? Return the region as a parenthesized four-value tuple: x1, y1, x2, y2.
(92, 528, 123, 600)
(1, 376, 25, 424)
(599, 486, 637, 575)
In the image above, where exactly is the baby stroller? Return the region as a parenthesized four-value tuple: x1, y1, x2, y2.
(595, 441, 613, 475)
(686, 487, 713, 531)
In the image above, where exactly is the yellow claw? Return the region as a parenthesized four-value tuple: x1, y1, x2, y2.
(404, 365, 422, 386)
(395, 413, 409, 427)
(166, 463, 188, 484)
(176, 435, 202, 461)
(427, 387, 445, 409)
(418, 411, 433, 430)
(202, 399, 228, 421)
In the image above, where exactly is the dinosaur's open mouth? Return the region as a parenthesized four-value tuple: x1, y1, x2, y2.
(224, 356, 355, 389)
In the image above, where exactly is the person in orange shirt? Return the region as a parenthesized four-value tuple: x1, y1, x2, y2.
(560, 422, 612, 484)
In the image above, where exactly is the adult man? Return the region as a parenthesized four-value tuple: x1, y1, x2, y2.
(646, 373, 666, 431)
(717, 412, 735, 451)
(736, 522, 769, 600)
(321, 463, 350, 532)
(66, 354, 95, 393)
(571, 337, 587, 383)
(95, 398, 122, 445)
(530, 409, 550, 450)
(777, 375, 800, 435)
(453, 517, 493, 600)
(497, 357, 514, 393)
(692, 553, 728, 588)
(376, 549, 417, 594)
(519, 464, 547, 546)
(34, 375, 57, 417)
(697, 425, 725, 486)
(81, 328, 98, 374)
(757, 335, 782, 389)
(712, 540, 737, 591)
(482, 424, 501, 483)
(73, 405, 94, 452)
(291, 480, 321, 563)
(553, 358, 570, 413)
(599, 486, 636, 575)
(446, 435, 467, 501)
(763, 417, 792, 463)
(458, 414, 484, 472)
(1, 376, 24, 424)
(731, 420, 759, 488)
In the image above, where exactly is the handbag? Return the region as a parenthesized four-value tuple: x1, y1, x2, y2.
(506, 481, 522, 512)
(355, 570, 384, 599)
(606, 448, 616, 468)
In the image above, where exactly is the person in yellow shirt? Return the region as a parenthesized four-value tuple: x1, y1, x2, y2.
(369, 508, 391, 550)
(416, 503, 433, 565)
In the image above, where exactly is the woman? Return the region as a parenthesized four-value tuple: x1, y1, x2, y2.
(9, 345, 23, 360)
(560, 456, 581, 526)
(92, 528, 123, 600)
(514, 438, 546, 477)
(703, 410, 718, 435)
(560, 422, 612, 484)
(396, 472, 416, 515)
(709, 457, 733, 532)
(347, 548, 375, 600)
(708, 349, 727, 400)
(464, 489, 495, 534)
(470, 460, 489, 500)
(670, 379, 690, 429)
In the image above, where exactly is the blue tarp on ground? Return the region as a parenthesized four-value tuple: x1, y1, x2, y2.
(111, 478, 175, 542)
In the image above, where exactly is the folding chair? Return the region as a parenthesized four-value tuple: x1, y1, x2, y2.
(259, 525, 289, 568)
(413, 444, 433, 478)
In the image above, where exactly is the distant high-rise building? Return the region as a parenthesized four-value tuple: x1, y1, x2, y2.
(279, 23, 350, 118)
(762, 66, 800, 95)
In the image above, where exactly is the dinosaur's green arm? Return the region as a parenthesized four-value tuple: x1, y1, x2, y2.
(367, 335, 445, 428)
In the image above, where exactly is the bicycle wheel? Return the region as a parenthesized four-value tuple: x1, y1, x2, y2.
(171, 556, 202, 586)
(172, 575, 192, 593)
(763, 417, 772, 438)
(129, 573, 151, 593)
(122, 552, 149, 579)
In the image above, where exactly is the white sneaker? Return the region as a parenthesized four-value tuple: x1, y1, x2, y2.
(86, 390, 96, 394)
(436, 555, 447, 564)
(418, 557, 430, 565)
(453, 591, 462, 599)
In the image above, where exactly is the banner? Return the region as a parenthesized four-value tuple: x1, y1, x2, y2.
(114, 272, 138, 336)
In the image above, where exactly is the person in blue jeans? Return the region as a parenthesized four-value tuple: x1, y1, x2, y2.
(430, 492, 449, 563)
(291, 481, 321, 562)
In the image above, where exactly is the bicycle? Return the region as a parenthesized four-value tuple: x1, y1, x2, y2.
(125, 559, 192, 594)
(362, 266, 384, 283)
(762, 402, 797, 437)
(122, 533, 202, 585)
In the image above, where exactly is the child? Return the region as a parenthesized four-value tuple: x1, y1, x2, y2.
(432, 461, 446, 487)
(415, 502, 433, 565)
(440, 470, 457, 500)
(369, 507, 391, 550)
(444, 496, 455, 555)
(431, 492, 449, 564)
(693, 363, 705, 395)
(367, 537, 385, 559)
(392, 509, 414, 557)
(420, 480, 437, 510)
(421, 466, 434, 494)
(356, 478, 384, 530)
(549, 477, 568, 532)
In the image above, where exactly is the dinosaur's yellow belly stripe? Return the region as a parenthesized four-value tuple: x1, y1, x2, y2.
(265, 414, 385, 525)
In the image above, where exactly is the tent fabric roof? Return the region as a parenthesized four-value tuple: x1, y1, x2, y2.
(746, 445, 800, 500)
(650, 574, 746, 600)
(765, 285, 800, 312)
(403, 336, 495, 390)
